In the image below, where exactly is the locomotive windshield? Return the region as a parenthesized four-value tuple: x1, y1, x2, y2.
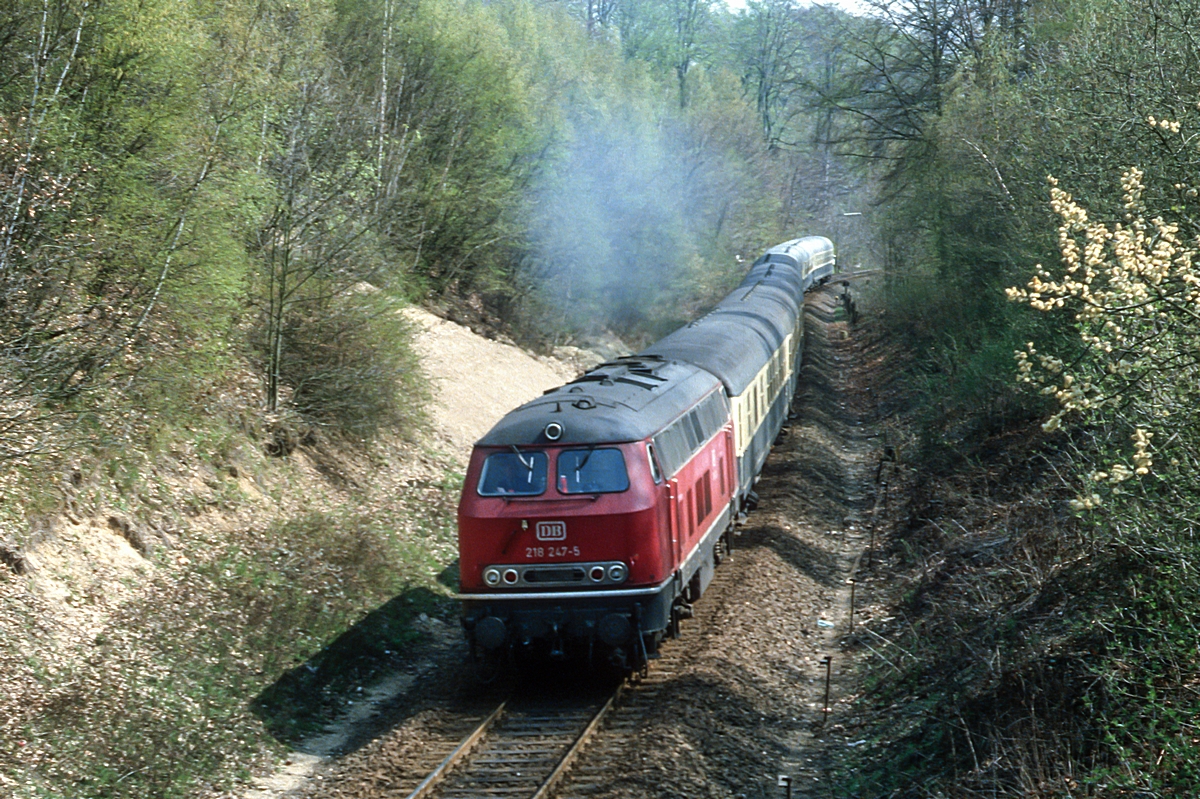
(477, 450, 548, 496)
(556, 448, 629, 494)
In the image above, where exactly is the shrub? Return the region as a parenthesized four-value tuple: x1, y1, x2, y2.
(263, 290, 427, 442)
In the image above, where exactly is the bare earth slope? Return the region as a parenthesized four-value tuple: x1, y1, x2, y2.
(403, 308, 591, 464)
(0, 307, 594, 799)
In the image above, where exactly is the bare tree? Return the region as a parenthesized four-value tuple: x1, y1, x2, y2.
(254, 74, 379, 414)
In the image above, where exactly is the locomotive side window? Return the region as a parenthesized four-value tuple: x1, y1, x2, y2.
(557, 448, 630, 494)
(653, 427, 686, 478)
(688, 410, 705, 445)
(478, 451, 548, 496)
(697, 391, 726, 436)
(652, 390, 730, 480)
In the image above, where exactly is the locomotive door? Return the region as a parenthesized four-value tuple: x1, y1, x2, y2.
(667, 480, 682, 566)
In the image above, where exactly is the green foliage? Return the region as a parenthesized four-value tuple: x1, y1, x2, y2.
(1088, 549, 1200, 795)
(2, 0, 844, 442)
(329, 0, 544, 297)
(268, 290, 427, 440)
(827, 0, 1200, 792)
(1006, 150, 1200, 790)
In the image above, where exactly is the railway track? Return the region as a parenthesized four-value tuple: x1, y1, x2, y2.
(314, 526, 738, 799)
(389, 557, 735, 799)
(548, 553, 736, 799)
(404, 691, 615, 799)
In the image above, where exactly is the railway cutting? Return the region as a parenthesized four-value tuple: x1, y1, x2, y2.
(291, 272, 897, 799)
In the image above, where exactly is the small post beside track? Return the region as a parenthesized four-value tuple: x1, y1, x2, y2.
(849, 578, 857, 635)
(821, 655, 832, 726)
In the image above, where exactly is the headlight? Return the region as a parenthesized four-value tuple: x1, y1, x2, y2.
(608, 563, 627, 583)
(483, 567, 502, 587)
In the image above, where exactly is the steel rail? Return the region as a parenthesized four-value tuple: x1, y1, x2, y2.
(404, 700, 508, 799)
(401, 684, 622, 799)
(529, 685, 622, 799)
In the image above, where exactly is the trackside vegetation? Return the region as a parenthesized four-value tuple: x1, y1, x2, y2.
(810, 0, 1200, 794)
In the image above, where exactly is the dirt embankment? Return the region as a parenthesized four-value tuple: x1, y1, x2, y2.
(0, 307, 599, 799)
(402, 309, 588, 464)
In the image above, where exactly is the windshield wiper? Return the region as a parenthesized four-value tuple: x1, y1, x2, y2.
(576, 446, 595, 471)
(574, 446, 596, 482)
(510, 444, 533, 471)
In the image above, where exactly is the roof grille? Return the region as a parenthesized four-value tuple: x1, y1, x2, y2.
(564, 355, 673, 392)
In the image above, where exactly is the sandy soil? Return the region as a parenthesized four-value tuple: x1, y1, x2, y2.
(402, 308, 593, 465)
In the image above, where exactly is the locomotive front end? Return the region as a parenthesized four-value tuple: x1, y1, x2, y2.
(457, 439, 674, 664)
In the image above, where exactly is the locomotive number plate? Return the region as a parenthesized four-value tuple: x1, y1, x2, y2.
(535, 521, 567, 541)
(525, 545, 582, 559)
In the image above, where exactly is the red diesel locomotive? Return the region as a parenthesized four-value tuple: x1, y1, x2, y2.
(457, 236, 835, 669)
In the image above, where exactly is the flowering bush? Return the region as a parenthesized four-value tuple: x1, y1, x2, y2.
(1007, 153, 1200, 512)
(1004, 138, 1200, 793)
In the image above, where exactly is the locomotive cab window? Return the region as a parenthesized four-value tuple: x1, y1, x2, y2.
(557, 448, 630, 494)
(477, 450, 548, 496)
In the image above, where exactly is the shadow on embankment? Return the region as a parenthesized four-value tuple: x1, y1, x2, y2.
(250, 560, 462, 749)
(740, 524, 841, 588)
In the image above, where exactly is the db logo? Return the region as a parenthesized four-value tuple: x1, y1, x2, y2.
(535, 521, 567, 541)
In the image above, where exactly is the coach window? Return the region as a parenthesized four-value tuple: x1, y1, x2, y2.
(478, 450, 548, 496)
(557, 448, 630, 494)
(646, 443, 664, 483)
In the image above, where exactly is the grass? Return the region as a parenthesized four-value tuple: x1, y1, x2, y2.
(0, 436, 462, 799)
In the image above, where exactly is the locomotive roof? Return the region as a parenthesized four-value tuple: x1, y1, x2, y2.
(475, 356, 721, 447)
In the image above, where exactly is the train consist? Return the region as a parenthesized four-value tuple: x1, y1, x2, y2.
(456, 236, 836, 669)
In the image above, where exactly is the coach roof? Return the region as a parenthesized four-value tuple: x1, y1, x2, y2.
(645, 279, 801, 396)
(475, 356, 721, 447)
